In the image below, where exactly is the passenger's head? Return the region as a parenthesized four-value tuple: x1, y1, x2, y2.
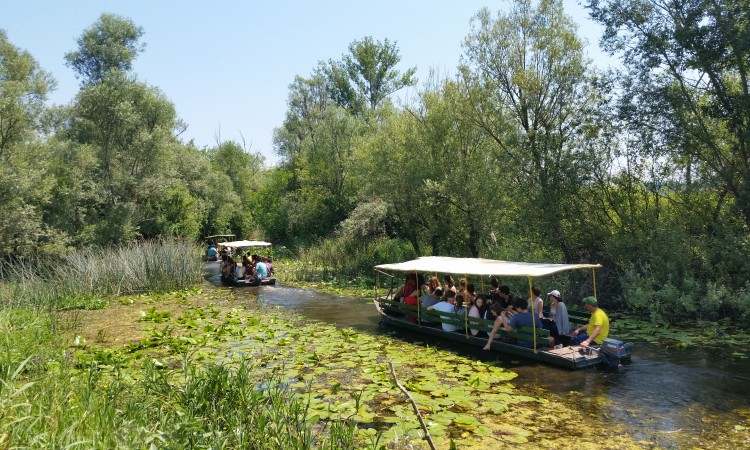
(491, 278, 499, 289)
(455, 294, 465, 308)
(532, 285, 542, 296)
(429, 276, 440, 291)
(490, 293, 502, 305)
(513, 297, 528, 310)
(475, 295, 485, 309)
(583, 296, 598, 311)
(444, 275, 454, 286)
(445, 289, 456, 300)
(499, 285, 511, 297)
(459, 278, 467, 289)
(433, 287, 443, 298)
(490, 301, 504, 317)
(467, 283, 476, 294)
(547, 290, 561, 303)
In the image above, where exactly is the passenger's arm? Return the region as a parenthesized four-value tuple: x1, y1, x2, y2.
(572, 323, 588, 335)
(580, 325, 601, 348)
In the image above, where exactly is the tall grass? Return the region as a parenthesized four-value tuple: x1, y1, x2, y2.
(0, 356, 359, 449)
(0, 239, 203, 310)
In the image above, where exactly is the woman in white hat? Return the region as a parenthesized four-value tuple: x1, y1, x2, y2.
(544, 290, 570, 347)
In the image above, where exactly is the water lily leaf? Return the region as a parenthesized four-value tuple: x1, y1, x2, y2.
(429, 410, 456, 425)
(454, 414, 481, 428)
(468, 425, 490, 438)
(412, 381, 440, 392)
(485, 398, 507, 412)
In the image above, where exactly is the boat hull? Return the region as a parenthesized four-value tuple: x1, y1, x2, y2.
(220, 275, 277, 287)
(375, 298, 614, 370)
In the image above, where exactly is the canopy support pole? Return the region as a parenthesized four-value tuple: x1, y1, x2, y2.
(415, 270, 420, 327)
(592, 268, 598, 300)
(375, 271, 379, 301)
(528, 276, 537, 354)
(465, 273, 469, 338)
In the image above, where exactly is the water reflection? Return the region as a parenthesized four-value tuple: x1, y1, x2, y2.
(204, 267, 749, 442)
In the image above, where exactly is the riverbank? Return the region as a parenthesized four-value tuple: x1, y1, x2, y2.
(5, 284, 728, 449)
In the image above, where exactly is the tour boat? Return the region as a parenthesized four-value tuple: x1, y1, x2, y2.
(374, 256, 633, 370)
(218, 239, 277, 287)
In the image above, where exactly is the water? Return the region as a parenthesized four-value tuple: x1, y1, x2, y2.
(205, 267, 750, 443)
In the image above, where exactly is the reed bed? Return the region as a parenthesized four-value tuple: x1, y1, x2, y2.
(0, 239, 203, 310)
(0, 356, 358, 449)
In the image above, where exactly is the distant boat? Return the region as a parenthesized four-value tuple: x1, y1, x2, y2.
(218, 239, 277, 287)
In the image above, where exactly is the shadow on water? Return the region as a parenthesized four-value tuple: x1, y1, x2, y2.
(204, 264, 750, 440)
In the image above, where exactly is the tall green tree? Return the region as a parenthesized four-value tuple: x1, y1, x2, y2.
(273, 74, 364, 242)
(62, 15, 189, 244)
(0, 31, 58, 256)
(64, 13, 145, 85)
(588, 0, 750, 227)
(0, 30, 55, 158)
(354, 81, 501, 257)
(461, 0, 598, 260)
(322, 36, 417, 113)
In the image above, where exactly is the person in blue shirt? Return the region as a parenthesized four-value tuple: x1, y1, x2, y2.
(255, 260, 268, 278)
(483, 297, 544, 349)
(206, 244, 218, 261)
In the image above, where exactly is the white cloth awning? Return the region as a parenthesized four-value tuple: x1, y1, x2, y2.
(218, 240, 272, 248)
(375, 256, 601, 277)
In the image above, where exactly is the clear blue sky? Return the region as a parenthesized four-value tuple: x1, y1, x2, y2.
(3, 0, 613, 165)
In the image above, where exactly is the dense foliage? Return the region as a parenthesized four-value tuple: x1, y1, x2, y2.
(1, 1, 749, 326)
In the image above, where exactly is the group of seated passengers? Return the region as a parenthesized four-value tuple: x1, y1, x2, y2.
(393, 275, 572, 350)
(221, 252, 274, 281)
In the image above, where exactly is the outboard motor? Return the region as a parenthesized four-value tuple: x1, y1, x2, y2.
(599, 338, 634, 370)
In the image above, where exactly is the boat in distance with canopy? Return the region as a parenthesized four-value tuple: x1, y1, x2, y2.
(374, 256, 633, 370)
(218, 240, 276, 287)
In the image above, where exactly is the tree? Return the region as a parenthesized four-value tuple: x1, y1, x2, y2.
(273, 73, 364, 242)
(66, 70, 184, 244)
(322, 37, 417, 113)
(0, 31, 60, 257)
(587, 0, 750, 227)
(461, 0, 598, 260)
(0, 30, 55, 158)
(64, 13, 145, 85)
(353, 81, 501, 257)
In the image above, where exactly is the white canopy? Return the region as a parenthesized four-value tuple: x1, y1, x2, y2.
(375, 256, 601, 277)
(218, 240, 272, 248)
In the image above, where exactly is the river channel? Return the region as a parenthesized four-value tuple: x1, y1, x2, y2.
(206, 269, 750, 445)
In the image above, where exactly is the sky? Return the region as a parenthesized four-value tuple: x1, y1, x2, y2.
(3, 1, 615, 165)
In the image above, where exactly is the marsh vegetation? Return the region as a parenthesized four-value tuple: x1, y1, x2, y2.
(0, 240, 748, 448)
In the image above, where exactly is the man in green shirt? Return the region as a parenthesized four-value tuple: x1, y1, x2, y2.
(570, 296, 609, 347)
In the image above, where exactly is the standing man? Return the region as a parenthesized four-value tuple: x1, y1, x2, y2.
(570, 296, 609, 347)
